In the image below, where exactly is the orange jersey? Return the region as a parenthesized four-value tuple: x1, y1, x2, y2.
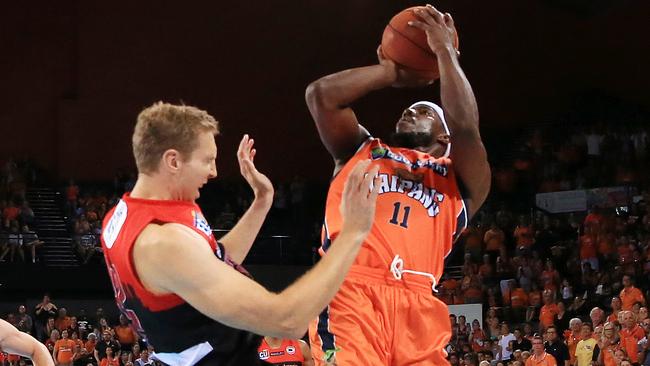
(320, 138, 468, 282)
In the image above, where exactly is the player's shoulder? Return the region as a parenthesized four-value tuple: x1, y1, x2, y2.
(136, 223, 205, 257)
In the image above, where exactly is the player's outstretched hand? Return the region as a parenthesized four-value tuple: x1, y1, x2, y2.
(340, 160, 380, 237)
(237, 134, 274, 201)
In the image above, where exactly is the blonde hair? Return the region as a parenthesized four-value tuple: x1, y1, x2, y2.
(133, 102, 219, 173)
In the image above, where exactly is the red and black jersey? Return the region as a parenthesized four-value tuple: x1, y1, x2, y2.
(101, 193, 262, 366)
(258, 339, 304, 366)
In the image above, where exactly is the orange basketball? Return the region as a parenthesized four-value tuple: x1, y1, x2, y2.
(381, 6, 459, 80)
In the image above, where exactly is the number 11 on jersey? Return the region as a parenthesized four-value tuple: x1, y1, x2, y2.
(389, 202, 410, 228)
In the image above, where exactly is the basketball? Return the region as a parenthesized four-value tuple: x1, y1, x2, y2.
(381, 6, 459, 79)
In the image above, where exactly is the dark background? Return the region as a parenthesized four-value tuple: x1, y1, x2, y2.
(2, 0, 649, 182)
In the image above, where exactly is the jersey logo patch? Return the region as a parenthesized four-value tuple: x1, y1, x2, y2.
(259, 350, 269, 360)
(286, 345, 296, 355)
(370, 145, 448, 177)
(192, 210, 213, 237)
(103, 200, 128, 249)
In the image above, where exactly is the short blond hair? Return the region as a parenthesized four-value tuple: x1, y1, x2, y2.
(133, 102, 219, 173)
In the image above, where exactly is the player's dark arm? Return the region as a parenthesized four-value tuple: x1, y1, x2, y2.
(410, 7, 490, 218)
(0, 319, 54, 366)
(305, 65, 393, 167)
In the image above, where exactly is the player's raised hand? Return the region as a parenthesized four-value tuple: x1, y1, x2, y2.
(408, 5, 459, 56)
(340, 160, 380, 237)
(237, 134, 274, 201)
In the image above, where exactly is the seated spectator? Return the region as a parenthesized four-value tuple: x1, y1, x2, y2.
(484, 222, 507, 260)
(21, 225, 43, 264)
(619, 311, 645, 364)
(75, 232, 98, 265)
(0, 220, 23, 262)
(512, 328, 532, 353)
(540, 290, 559, 331)
(3, 200, 20, 228)
(18, 201, 34, 228)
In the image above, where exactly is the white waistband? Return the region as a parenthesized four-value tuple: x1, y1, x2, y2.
(389, 254, 439, 293)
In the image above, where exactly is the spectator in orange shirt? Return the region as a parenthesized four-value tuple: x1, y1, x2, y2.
(514, 216, 535, 256)
(510, 280, 529, 322)
(608, 297, 622, 323)
(113, 315, 138, 353)
(619, 275, 646, 311)
(470, 319, 487, 352)
(565, 317, 582, 366)
(84, 333, 97, 354)
(525, 336, 557, 366)
(579, 226, 599, 272)
(100, 347, 120, 366)
(54, 308, 72, 333)
(619, 311, 644, 364)
(529, 283, 543, 309)
(539, 290, 559, 331)
(53, 330, 76, 366)
(539, 260, 560, 292)
(484, 222, 507, 259)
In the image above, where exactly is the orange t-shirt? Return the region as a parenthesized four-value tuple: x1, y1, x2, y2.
(2, 207, 20, 221)
(84, 339, 97, 353)
(579, 234, 597, 259)
(114, 325, 137, 345)
(55, 316, 72, 332)
(54, 339, 76, 363)
(620, 325, 645, 363)
(525, 352, 557, 366)
(100, 357, 120, 366)
(620, 286, 645, 310)
(565, 331, 580, 365)
(511, 288, 529, 308)
(601, 344, 620, 366)
(539, 304, 559, 328)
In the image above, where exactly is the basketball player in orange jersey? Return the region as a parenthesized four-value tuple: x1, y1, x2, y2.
(100, 102, 381, 365)
(258, 336, 314, 366)
(0, 318, 54, 366)
(305, 5, 490, 365)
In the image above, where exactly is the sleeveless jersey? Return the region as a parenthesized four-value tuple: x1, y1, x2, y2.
(100, 193, 262, 366)
(321, 138, 468, 284)
(258, 339, 305, 365)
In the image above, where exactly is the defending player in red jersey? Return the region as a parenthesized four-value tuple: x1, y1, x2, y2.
(305, 5, 490, 365)
(101, 102, 380, 365)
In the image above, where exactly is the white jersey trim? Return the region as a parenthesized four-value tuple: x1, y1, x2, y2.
(151, 341, 213, 366)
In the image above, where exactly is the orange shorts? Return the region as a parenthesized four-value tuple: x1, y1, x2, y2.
(309, 265, 451, 366)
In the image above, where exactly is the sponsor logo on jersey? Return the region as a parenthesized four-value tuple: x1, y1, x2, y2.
(103, 200, 128, 249)
(192, 210, 213, 237)
(259, 350, 269, 360)
(370, 145, 448, 177)
(286, 345, 296, 355)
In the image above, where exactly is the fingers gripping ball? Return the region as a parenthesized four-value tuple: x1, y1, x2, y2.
(381, 6, 459, 79)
